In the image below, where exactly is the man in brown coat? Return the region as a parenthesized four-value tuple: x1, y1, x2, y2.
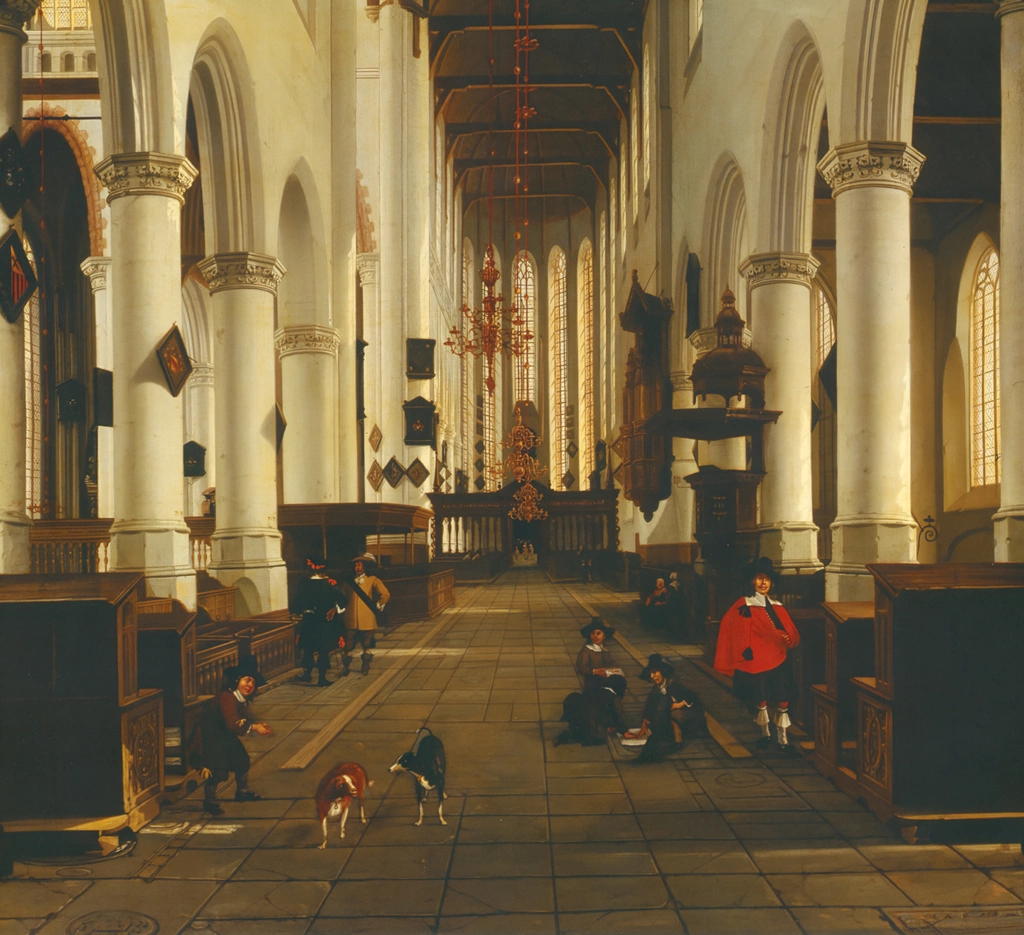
(341, 552, 390, 676)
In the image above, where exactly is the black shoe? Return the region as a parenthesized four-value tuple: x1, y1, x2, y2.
(234, 790, 262, 802)
(203, 800, 224, 816)
(361, 658, 371, 676)
(755, 735, 773, 750)
(297, 672, 312, 683)
(317, 676, 331, 687)
(339, 667, 351, 678)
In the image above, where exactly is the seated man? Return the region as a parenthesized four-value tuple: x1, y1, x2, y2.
(554, 674, 628, 747)
(644, 577, 671, 628)
(626, 653, 705, 761)
(574, 618, 624, 691)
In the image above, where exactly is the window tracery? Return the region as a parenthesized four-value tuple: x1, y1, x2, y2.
(577, 240, 595, 487)
(970, 247, 1000, 487)
(549, 247, 568, 486)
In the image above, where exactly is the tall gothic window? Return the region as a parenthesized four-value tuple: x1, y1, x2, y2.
(642, 46, 652, 190)
(23, 244, 42, 518)
(549, 247, 568, 487)
(970, 247, 1000, 487)
(513, 252, 537, 404)
(577, 240, 595, 486)
(630, 88, 640, 221)
(482, 247, 503, 491)
(816, 280, 836, 368)
(620, 138, 629, 244)
(40, 0, 91, 28)
(461, 240, 475, 472)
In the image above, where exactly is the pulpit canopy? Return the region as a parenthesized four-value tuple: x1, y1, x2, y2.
(691, 288, 768, 409)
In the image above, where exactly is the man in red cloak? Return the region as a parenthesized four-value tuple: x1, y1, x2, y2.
(714, 557, 801, 750)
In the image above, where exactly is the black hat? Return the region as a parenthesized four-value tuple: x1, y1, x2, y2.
(743, 556, 776, 584)
(606, 674, 627, 697)
(581, 617, 615, 640)
(640, 653, 675, 681)
(224, 654, 267, 689)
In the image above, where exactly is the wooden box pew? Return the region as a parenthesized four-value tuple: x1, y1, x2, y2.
(809, 602, 874, 788)
(201, 612, 300, 682)
(854, 564, 1024, 840)
(0, 573, 163, 846)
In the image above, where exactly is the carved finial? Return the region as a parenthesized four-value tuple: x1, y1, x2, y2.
(631, 269, 640, 284)
(714, 287, 746, 346)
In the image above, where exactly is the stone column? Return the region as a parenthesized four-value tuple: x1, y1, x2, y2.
(184, 363, 215, 518)
(670, 370, 698, 547)
(0, 0, 38, 572)
(817, 141, 924, 600)
(198, 253, 288, 615)
(357, 252, 382, 500)
(81, 256, 113, 517)
(96, 152, 198, 605)
(995, 1, 1024, 558)
(275, 325, 340, 502)
(740, 252, 821, 573)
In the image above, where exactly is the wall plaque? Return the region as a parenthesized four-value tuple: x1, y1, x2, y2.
(406, 338, 436, 379)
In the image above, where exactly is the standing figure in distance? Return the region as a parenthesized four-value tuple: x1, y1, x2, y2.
(714, 557, 801, 751)
(196, 656, 273, 815)
(293, 558, 347, 687)
(341, 552, 390, 677)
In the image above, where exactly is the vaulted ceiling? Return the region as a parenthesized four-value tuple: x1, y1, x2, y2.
(430, 0, 645, 213)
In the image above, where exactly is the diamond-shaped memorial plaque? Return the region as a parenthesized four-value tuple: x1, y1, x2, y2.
(474, 457, 485, 473)
(367, 459, 384, 492)
(368, 424, 382, 452)
(475, 439, 485, 454)
(561, 471, 575, 490)
(406, 457, 430, 488)
(382, 456, 405, 488)
(0, 227, 38, 324)
(566, 440, 579, 459)
(0, 129, 33, 220)
(474, 475, 486, 491)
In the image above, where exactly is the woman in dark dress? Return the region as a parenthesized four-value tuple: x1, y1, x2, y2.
(196, 657, 273, 815)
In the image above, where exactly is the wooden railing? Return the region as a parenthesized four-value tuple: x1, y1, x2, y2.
(28, 517, 215, 576)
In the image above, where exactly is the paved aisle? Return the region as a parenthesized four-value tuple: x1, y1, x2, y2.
(3, 572, 1022, 934)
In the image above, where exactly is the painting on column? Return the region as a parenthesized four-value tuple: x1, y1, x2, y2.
(155, 324, 193, 397)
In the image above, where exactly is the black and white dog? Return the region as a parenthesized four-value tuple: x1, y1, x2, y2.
(388, 727, 447, 826)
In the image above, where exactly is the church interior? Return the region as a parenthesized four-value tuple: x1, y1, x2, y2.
(0, 1, 1022, 933)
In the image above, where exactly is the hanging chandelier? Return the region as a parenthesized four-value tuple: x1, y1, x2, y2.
(500, 405, 548, 522)
(443, 0, 536, 398)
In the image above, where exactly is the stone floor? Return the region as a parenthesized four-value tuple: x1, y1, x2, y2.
(3, 571, 1023, 935)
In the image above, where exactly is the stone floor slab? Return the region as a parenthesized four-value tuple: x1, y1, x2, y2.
(678, 908, 803, 935)
(441, 877, 555, 915)
(319, 879, 445, 917)
(766, 871, 913, 907)
(557, 909, 685, 934)
(555, 875, 671, 912)
(666, 873, 781, 908)
(884, 869, 1021, 906)
(198, 880, 331, 918)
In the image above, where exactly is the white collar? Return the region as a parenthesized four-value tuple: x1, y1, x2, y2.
(354, 573, 366, 583)
(233, 689, 247, 703)
(745, 594, 781, 606)
(658, 682, 667, 695)
(586, 643, 603, 652)
(604, 686, 617, 695)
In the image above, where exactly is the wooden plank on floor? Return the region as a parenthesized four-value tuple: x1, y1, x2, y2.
(280, 588, 479, 771)
(566, 586, 752, 759)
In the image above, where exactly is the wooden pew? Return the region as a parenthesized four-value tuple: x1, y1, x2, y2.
(854, 564, 1024, 840)
(0, 574, 163, 847)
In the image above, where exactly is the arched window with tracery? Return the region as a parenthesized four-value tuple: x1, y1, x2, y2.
(970, 247, 1000, 487)
(630, 87, 640, 221)
(577, 239, 595, 487)
(513, 252, 537, 404)
(642, 46, 652, 190)
(39, 0, 92, 28)
(23, 242, 42, 519)
(598, 211, 608, 440)
(811, 279, 837, 563)
(481, 247, 503, 491)
(549, 247, 568, 487)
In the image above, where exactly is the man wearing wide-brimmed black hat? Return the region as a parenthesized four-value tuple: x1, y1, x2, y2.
(625, 653, 705, 761)
(293, 558, 347, 686)
(714, 556, 801, 751)
(575, 617, 623, 691)
(193, 655, 272, 815)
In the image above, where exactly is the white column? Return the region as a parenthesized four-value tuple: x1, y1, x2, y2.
(81, 256, 113, 517)
(332, 0, 359, 501)
(740, 252, 821, 573)
(670, 370, 697, 545)
(995, 1, 1024, 558)
(198, 253, 287, 615)
(96, 152, 198, 605)
(0, 0, 38, 572)
(276, 325, 340, 502)
(357, 252, 382, 500)
(817, 141, 924, 600)
(184, 363, 215, 517)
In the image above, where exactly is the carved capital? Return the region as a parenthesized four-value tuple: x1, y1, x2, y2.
(198, 252, 286, 295)
(189, 363, 215, 388)
(817, 141, 924, 197)
(275, 325, 341, 358)
(739, 252, 820, 290)
(670, 370, 692, 392)
(0, 1, 40, 38)
(95, 152, 198, 205)
(688, 325, 752, 356)
(997, 1, 1024, 18)
(80, 255, 111, 292)
(357, 252, 380, 286)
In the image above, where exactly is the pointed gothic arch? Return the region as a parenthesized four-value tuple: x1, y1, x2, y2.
(701, 154, 749, 327)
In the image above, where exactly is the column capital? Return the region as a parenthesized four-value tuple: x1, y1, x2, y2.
(189, 363, 215, 388)
(275, 324, 341, 358)
(817, 140, 925, 198)
(739, 252, 820, 290)
(0, 1, 40, 40)
(356, 252, 380, 285)
(997, 1, 1024, 18)
(670, 370, 692, 392)
(80, 255, 111, 292)
(95, 152, 198, 205)
(198, 252, 286, 295)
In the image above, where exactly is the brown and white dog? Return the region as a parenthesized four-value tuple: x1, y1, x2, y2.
(314, 761, 373, 848)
